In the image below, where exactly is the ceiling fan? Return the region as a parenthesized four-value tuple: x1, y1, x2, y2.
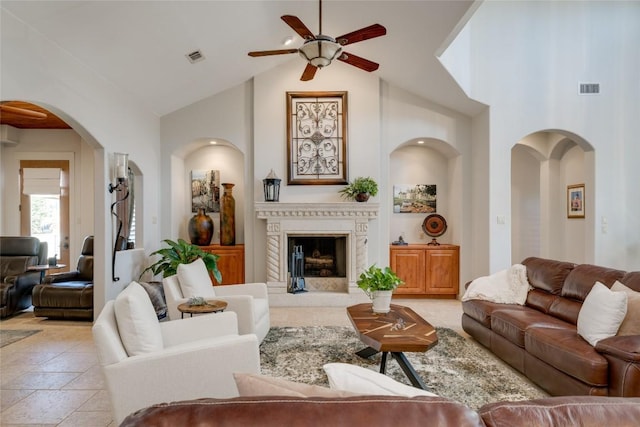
(248, 0, 386, 81)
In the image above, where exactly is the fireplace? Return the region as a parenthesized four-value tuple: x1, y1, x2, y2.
(288, 235, 347, 278)
(255, 202, 379, 302)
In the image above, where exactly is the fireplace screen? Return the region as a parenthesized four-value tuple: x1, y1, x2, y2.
(287, 235, 347, 278)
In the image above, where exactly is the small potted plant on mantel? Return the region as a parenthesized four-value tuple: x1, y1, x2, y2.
(140, 238, 222, 283)
(357, 264, 404, 314)
(338, 176, 378, 202)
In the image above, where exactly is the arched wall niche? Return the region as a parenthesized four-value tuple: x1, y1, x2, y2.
(170, 138, 245, 245)
(389, 137, 462, 246)
(511, 130, 595, 264)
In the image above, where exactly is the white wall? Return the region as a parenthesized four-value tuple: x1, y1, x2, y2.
(444, 0, 640, 271)
(511, 144, 541, 262)
(1, 11, 162, 316)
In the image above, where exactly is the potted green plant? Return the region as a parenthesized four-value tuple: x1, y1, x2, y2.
(357, 264, 404, 313)
(338, 176, 378, 202)
(140, 238, 222, 282)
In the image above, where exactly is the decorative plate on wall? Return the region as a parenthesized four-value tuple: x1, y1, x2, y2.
(422, 214, 447, 245)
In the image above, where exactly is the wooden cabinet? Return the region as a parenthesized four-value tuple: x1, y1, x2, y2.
(200, 244, 245, 286)
(390, 244, 459, 298)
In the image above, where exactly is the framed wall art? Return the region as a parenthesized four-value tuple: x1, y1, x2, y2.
(567, 184, 585, 218)
(191, 169, 220, 212)
(393, 184, 437, 213)
(286, 91, 348, 185)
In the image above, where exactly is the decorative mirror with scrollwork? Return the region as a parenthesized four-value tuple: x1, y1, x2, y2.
(286, 91, 348, 185)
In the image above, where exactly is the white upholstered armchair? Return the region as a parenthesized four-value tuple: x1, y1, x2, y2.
(92, 282, 261, 425)
(162, 258, 270, 343)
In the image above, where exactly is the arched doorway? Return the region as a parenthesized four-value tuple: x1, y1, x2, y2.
(511, 130, 594, 264)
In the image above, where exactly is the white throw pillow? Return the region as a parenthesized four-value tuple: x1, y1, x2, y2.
(177, 258, 216, 298)
(323, 363, 438, 397)
(114, 281, 164, 356)
(611, 281, 640, 336)
(577, 281, 627, 346)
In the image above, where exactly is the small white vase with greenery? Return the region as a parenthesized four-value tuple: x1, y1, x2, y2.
(357, 264, 404, 313)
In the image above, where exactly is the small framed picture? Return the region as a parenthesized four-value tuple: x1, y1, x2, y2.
(567, 184, 585, 218)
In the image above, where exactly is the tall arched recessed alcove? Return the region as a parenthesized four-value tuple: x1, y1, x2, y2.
(511, 130, 594, 264)
(389, 138, 461, 246)
(171, 139, 245, 245)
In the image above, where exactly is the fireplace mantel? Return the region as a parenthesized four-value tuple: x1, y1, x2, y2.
(255, 202, 379, 219)
(255, 202, 379, 299)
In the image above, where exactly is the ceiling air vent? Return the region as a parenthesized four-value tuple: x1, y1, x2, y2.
(185, 50, 205, 64)
(579, 83, 600, 95)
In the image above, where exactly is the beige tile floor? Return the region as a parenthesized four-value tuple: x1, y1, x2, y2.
(0, 299, 464, 426)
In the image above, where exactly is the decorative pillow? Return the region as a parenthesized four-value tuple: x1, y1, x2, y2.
(114, 281, 164, 356)
(323, 363, 438, 397)
(137, 281, 168, 320)
(177, 258, 216, 299)
(233, 373, 358, 398)
(577, 281, 627, 346)
(611, 281, 640, 336)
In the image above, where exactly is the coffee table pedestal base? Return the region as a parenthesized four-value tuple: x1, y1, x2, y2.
(355, 346, 428, 390)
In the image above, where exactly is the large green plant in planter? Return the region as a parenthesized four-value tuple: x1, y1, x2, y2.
(140, 238, 222, 282)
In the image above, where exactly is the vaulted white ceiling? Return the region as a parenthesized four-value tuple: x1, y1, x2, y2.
(2, 0, 484, 117)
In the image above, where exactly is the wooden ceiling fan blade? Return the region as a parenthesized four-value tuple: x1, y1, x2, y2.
(337, 52, 379, 72)
(281, 15, 315, 40)
(0, 104, 47, 120)
(336, 24, 386, 46)
(248, 49, 299, 57)
(300, 63, 318, 81)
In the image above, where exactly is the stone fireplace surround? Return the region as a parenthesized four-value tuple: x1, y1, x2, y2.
(255, 202, 379, 306)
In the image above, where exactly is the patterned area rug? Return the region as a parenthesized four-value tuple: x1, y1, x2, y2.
(260, 326, 547, 410)
(0, 329, 41, 348)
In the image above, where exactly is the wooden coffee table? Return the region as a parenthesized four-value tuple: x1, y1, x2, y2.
(346, 303, 438, 390)
(177, 300, 228, 319)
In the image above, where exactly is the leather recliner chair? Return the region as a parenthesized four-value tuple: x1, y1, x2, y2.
(32, 235, 94, 320)
(0, 236, 47, 318)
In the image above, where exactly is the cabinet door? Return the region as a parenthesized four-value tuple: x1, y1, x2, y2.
(425, 249, 459, 295)
(201, 245, 245, 286)
(390, 248, 426, 295)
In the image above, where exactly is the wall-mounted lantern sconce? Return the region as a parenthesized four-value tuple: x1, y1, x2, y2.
(263, 169, 281, 202)
(108, 152, 129, 281)
(108, 152, 129, 193)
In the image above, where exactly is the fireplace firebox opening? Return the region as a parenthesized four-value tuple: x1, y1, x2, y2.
(287, 235, 347, 278)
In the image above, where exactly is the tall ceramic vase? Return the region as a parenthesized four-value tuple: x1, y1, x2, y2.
(188, 208, 214, 246)
(220, 183, 236, 246)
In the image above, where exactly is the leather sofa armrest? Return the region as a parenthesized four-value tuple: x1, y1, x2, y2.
(43, 271, 81, 284)
(7, 271, 41, 288)
(596, 335, 640, 362)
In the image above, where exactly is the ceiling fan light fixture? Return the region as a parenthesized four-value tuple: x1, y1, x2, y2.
(298, 36, 342, 68)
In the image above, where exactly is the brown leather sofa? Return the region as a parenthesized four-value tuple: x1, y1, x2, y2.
(462, 257, 640, 397)
(32, 236, 93, 320)
(0, 236, 47, 318)
(120, 395, 640, 426)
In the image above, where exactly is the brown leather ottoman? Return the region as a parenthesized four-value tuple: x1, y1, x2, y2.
(32, 281, 93, 320)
